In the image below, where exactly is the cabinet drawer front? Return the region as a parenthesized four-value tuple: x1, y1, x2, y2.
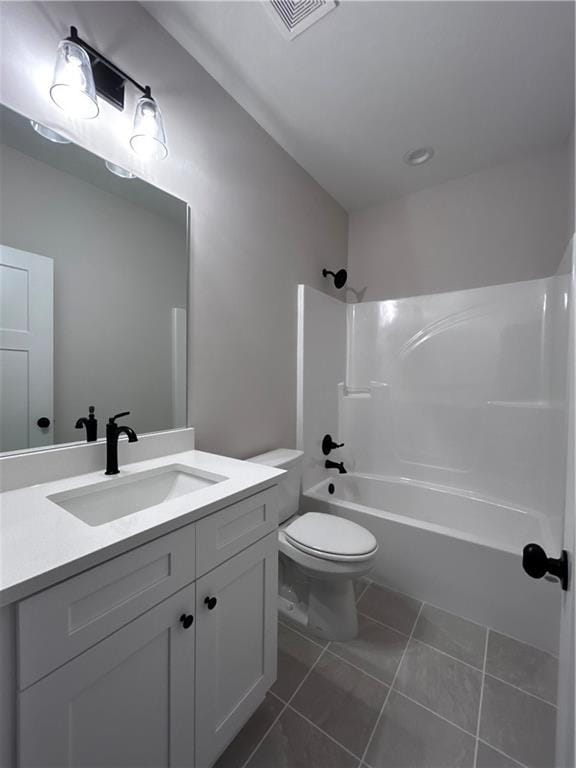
(196, 488, 278, 576)
(18, 523, 196, 690)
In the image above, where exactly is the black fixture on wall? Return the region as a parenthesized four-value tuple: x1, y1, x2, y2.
(47, 27, 168, 160)
(322, 268, 347, 289)
(325, 459, 347, 474)
(322, 434, 344, 455)
(66, 26, 151, 111)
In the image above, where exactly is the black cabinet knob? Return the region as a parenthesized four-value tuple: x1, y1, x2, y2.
(522, 543, 569, 591)
(37, 417, 51, 429)
(179, 613, 194, 629)
(204, 596, 217, 610)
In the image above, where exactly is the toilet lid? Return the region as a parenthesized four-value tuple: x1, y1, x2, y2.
(284, 513, 377, 559)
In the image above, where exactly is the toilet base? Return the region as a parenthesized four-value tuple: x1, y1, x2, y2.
(278, 559, 361, 642)
(307, 577, 359, 641)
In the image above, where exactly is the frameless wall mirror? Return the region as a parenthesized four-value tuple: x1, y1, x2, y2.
(0, 103, 189, 454)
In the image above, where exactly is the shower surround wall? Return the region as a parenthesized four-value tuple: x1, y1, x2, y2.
(344, 277, 568, 547)
(298, 276, 569, 650)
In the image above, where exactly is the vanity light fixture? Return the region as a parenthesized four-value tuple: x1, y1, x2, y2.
(30, 121, 71, 144)
(50, 38, 99, 118)
(49, 27, 168, 158)
(130, 95, 167, 160)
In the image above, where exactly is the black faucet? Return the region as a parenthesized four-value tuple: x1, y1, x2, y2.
(75, 406, 98, 442)
(105, 412, 138, 475)
(325, 459, 347, 474)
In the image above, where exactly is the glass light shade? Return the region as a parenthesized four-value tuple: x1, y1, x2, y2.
(30, 121, 71, 144)
(130, 96, 167, 160)
(50, 40, 99, 119)
(105, 160, 136, 179)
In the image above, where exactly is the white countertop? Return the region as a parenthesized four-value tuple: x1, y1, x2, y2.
(0, 450, 283, 606)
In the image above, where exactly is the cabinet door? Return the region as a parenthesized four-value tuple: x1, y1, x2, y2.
(19, 584, 196, 768)
(195, 533, 278, 768)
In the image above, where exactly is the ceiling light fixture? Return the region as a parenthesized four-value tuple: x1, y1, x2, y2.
(403, 147, 435, 166)
(105, 161, 136, 179)
(30, 121, 71, 144)
(49, 27, 167, 159)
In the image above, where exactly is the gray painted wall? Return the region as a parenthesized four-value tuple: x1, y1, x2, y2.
(348, 143, 573, 301)
(0, 143, 187, 443)
(0, 1, 348, 458)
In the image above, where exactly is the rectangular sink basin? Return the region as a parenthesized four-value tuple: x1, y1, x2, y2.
(48, 464, 228, 527)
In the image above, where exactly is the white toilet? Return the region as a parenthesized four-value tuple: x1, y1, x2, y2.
(249, 449, 378, 641)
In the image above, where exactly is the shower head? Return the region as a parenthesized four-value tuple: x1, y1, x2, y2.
(322, 268, 347, 289)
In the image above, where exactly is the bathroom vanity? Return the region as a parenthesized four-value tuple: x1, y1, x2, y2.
(0, 445, 283, 768)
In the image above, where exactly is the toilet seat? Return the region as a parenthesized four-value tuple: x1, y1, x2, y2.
(284, 512, 378, 563)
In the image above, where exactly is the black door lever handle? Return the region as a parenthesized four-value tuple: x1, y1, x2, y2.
(522, 543, 569, 591)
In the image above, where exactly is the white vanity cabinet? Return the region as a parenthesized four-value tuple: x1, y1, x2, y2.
(15, 487, 279, 768)
(195, 534, 278, 768)
(19, 584, 197, 768)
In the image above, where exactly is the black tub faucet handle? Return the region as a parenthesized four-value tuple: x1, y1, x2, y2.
(322, 434, 344, 456)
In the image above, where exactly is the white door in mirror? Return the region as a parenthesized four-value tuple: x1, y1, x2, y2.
(0, 245, 53, 452)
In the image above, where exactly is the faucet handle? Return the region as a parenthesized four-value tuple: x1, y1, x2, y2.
(109, 411, 130, 423)
(322, 434, 345, 455)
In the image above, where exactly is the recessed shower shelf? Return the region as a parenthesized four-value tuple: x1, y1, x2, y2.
(340, 382, 388, 399)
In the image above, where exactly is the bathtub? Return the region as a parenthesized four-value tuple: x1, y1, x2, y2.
(302, 474, 561, 654)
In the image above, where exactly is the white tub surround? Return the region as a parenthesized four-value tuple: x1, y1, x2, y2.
(297, 276, 569, 655)
(0, 448, 283, 606)
(344, 276, 569, 543)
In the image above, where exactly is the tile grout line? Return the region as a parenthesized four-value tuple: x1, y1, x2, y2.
(277, 619, 328, 649)
(299, 643, 481, 741)
(239, 639, 330, 768)
(476, 738, 528, 768)
(363, 583, 558, 661)
(358, 609, 485, 671)
(360, 608, 557, 706)
(284, 703, 365, 762)
(356, 579, 372, 603)
(324, 646, 401, 689)
(483, 672, 558, 708)
(359, 601, 425, 768)
(473, 625, 490, 767)
(391, 688, 478, 739)
(244, 591, 550, 768)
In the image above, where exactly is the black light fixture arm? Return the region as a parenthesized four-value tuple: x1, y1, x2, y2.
(67, 26, 152, 103)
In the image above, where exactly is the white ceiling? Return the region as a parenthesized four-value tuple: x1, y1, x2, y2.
(144, 1, 574, 212)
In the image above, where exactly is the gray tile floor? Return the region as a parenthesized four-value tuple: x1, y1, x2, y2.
(215, 581, 558, 768)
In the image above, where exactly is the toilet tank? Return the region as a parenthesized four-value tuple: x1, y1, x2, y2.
(247, 449, 303, 523)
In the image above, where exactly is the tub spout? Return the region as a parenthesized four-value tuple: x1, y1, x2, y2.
(325, 459, 347, 474)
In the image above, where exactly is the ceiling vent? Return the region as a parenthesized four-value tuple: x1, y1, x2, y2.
(266, 0, 337, 40)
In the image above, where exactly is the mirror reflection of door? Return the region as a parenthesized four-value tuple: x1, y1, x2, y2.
(0, 244, 54, 452)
